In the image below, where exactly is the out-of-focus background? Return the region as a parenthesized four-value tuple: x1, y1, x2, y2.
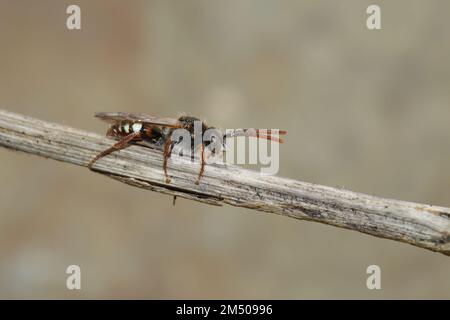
(0, 0, 449, 299)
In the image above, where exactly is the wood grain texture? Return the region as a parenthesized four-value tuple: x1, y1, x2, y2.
(1, 108, 449, 255)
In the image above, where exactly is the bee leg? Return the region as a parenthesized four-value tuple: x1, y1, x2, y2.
(88, 132, 142, 169)
(163, 136, 173, 183)
(195, 143, 205, 185)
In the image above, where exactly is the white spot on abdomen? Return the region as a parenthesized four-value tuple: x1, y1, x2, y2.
(132, 123, 142, 132)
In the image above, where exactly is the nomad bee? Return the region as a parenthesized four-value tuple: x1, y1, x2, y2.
(88, 112, 286, 185)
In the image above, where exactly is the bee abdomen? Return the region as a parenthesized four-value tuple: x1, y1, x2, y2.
(118, 121, 143, 134)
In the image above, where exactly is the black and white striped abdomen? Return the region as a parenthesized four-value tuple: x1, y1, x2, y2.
(112, 121, 144, 136)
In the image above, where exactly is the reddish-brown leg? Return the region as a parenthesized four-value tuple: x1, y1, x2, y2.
(195, 143, 205, 185)
(88, 132, 142, 169)
(163, 135, 173, 183)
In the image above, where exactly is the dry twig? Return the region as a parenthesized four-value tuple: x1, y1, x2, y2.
(0, 108, 449, 255)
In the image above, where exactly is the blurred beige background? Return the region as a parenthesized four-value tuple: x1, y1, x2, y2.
(0, 0, 449, 299)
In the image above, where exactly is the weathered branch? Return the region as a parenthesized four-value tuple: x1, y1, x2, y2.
(0, 108, 449, 255)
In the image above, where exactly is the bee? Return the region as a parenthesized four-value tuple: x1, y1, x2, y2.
(88, 112, 286, 185)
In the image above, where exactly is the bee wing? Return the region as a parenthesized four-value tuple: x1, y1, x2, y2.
(95, 112, 182, 128)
